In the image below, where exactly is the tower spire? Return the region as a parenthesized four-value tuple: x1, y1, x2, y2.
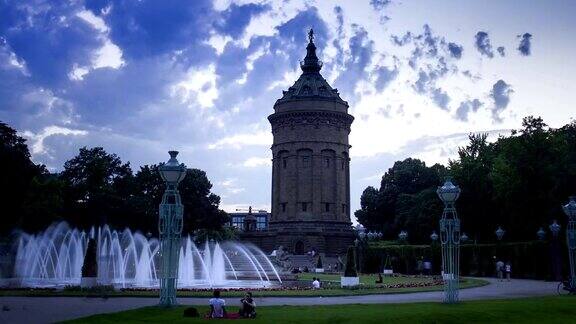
(301, 28, 322, 73)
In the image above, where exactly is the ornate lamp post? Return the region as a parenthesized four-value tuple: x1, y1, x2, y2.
(430, 231, 439, 242)
(398, 230, 408, 242)
(367, 231, 374, 240)
(550, 220, 561, 238)
(495, 226, 505, 241)
(158, 151, 187, 307)
(550, 220, 562, 281)
(563, 197, 576, 287)
(437, 178, 461, 304)
(537, 227, 546, 241)
(356, 224, 366, 241)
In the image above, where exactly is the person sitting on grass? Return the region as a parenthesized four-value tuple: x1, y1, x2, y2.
(312, 277, 321, 289)
(239, 292, 257, 318)
(209, 290, 227, 318)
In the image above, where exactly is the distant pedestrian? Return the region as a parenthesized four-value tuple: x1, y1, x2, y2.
(417, 258, 424, 275)
(505, 262, 512, 281)
(496, 260, 505, 281)
(423, 260, 432, 276)
(312, 277, 320, 289)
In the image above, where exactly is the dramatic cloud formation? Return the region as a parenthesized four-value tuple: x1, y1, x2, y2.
(0, 0, 572, 214)
(518, 33, 533, 56)
(475, 31, 494, 58)
(431, 88, 450, 110)
(490, 80, 513, 121)
(455, 99, 483, 121)
(372, 65, 399, 92)
(448, 42, 463, 59)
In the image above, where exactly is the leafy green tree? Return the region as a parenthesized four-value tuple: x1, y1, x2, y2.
(60, 147, 134, 228)
(0, 121, 45, 233)
(356, 158, 443, 241)
(449, 133, 497, 241)
(344, 246, 358, 277)
(179, 168, 229, 234)
(21, 173, 66, 232)
(131, 165, 230, 236)
(354, 186, 379, 230)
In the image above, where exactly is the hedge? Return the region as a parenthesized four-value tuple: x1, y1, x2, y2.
(362, 241, 569, 280)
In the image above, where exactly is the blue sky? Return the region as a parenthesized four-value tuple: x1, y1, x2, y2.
(1, 0, 575, 216)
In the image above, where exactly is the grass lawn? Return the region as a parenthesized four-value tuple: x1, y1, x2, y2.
(64, 296, 576, 323)
(0, 277, 487, 298)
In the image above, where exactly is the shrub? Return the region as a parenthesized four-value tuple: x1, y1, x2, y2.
(183, 307, 200, 317)
(81, 238, 97, 277)
(362, 241, 554, 279)
(344, 246, 358, 277)
(316, 255, 323, 269)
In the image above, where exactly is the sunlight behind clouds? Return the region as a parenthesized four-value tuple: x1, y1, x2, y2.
(1, 0, 575, 215)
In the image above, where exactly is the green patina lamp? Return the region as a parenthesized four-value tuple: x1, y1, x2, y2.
(158, 151, 187, 307)
(563, 196, 576, 288)
(437, 178, 461, 304)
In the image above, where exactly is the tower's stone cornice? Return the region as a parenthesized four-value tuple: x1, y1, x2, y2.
(268, 110, 354, 134)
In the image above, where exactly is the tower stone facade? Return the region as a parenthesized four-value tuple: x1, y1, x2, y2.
(267, 31, 355, 255)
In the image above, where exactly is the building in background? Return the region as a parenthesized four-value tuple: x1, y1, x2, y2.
(239, 30, 355, 256)
(229, 209, 270, 231)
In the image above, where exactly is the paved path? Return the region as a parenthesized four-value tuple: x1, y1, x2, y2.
(0, 278, 558, 324)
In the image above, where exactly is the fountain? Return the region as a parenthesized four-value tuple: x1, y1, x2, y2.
(11, 222, 282, 289)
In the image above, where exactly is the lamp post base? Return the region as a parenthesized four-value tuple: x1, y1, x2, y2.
(443, 278, 459, 304)
(159, 278, 178, 307)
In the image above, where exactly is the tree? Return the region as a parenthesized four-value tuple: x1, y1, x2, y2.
(60, 147, 133, 228)
(449, 133, 497, 241)
(355, 158, 443, 241)
(179, 168, 229, 234)
(344, 246, 357, 277)
(354, 186, 379, 230)
(0, 121, 44, 233)
(131, 165, 229, 236)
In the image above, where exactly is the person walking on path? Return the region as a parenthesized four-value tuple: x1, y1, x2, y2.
(496, 259, 505, 281)
(417, 258, 424, 276)
(505, 262, 512, 282)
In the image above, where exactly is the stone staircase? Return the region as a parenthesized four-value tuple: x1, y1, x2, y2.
(225, 253, 279, 279)
(288, 254, 315, 270)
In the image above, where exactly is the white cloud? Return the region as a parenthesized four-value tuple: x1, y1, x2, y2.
(206, 33, 232, 55)
(73, 9, 124, 78)
(93, 39, 124, 69)
(172, 64, 219, 108)
(216, 178, 245, 196)
(69, 64, 90, 81)
(22, 126, 88, 156)
(243, 156, 271, 168)
(207, 130, 271, 150)
(77, 10, 108, 33)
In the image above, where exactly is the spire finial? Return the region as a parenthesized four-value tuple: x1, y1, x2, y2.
(300, 28, 321, 73)
(308, 28, 314, 43)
